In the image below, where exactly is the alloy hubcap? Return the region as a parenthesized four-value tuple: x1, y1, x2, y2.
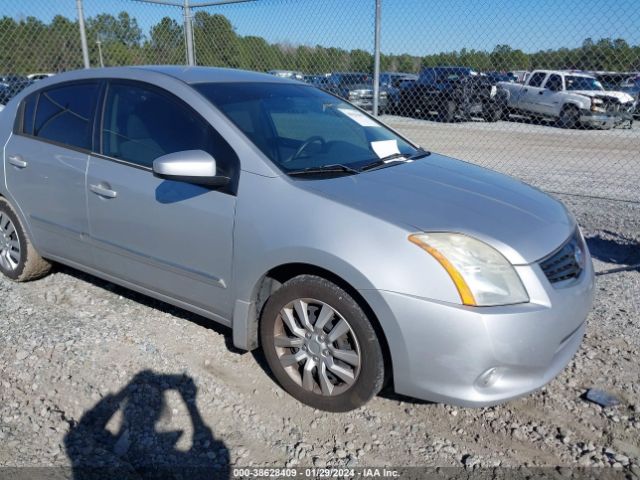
(274, 298, 361, 396)
(0, 212, 20, 271)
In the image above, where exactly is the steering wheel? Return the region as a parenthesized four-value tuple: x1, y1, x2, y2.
(284, 136, 326, 164)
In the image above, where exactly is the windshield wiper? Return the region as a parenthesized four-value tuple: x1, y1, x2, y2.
(287, 163, 359, 176)
(359, 148, 431, 172)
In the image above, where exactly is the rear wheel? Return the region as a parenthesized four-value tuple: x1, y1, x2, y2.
(260, 275, 385, 411)
(0, 198, 51, 282)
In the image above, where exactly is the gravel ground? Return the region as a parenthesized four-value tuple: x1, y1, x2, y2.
(387, 115, 640, 203)
(1, 121, 639, 477)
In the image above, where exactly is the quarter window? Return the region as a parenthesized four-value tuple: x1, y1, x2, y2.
(20, 94, 37, 135)
(33, 83, 98, 150)
(102, 82, 237, 176)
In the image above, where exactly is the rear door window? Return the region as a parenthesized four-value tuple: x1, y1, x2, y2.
(33, 82, 99, 150)
(545, 74, 563, 91)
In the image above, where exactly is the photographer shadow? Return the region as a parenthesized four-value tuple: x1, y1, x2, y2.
(64, 370, 229, 480)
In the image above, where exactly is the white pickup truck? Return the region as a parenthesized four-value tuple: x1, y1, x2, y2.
(500, 70, 635, 128)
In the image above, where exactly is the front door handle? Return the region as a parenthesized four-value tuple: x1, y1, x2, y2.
(7, 154, 28, 168)
(90, 183, 118, 199)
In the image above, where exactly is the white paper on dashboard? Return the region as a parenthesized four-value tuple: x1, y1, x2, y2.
(337, 108, 381, 127)
(371, 140, 401, 159)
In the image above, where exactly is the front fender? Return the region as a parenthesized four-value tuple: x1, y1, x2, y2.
(230, 247, 380, 351)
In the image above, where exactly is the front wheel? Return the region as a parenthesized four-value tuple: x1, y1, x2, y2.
(439, 100, 457, 122)
(260, 275, 385, 411)
(557, 105, 580, 129)
(484, 104, 503, 122)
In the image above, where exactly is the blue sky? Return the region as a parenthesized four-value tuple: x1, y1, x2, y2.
(6, 0, 640, 56)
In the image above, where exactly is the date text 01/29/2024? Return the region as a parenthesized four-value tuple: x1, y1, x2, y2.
(232, 467, 401, 478)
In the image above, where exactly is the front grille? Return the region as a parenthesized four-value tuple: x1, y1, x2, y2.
(539, 231, 584, 285)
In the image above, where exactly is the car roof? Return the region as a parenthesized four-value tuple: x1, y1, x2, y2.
(137, 65, 300, 84)
(28, 65, 301, 86)
(533, 70, 594, 78)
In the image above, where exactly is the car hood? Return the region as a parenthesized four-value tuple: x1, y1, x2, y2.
(573, 90, 635, 104)
(344, 84, 373, 93)
(300, 154, 575, 265)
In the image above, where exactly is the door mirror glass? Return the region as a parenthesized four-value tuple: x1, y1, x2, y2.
(152, 150, 230, 187)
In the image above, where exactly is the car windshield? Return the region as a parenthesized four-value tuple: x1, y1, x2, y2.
(195, 82, 416, 174)
(565, 76, 604, 91)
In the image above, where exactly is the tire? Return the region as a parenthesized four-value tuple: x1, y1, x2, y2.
(484, 105, 502, 122)
(0, 197, 51, 282)
(557, 105, 580, 129)
(260, 275, 385, 412)
(439, 100, 457, 122)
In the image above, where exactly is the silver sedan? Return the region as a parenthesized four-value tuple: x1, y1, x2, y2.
(0, 66, 594, 411)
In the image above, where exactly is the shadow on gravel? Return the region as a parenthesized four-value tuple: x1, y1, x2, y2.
(586, 231, 640, 271)
(55, 265, 245, 355)
(64, 370, 229, 480)
(377, 386, 435, 406)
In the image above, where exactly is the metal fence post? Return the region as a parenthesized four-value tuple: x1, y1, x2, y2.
(372, 0, 381, 116)
(75, 0, 90, 68)
(184, 0, 196, 66)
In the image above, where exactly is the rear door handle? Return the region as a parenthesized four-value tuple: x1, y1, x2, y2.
(90, 183, 118, 199)
(7, 154, 28, 168)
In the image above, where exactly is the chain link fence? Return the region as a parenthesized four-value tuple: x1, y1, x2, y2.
(1, 0, 639, 242)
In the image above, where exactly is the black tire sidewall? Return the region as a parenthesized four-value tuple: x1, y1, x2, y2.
(559, 106, 579, 129)
(260, 275, 384, 412)
(0, 199, 28, 281)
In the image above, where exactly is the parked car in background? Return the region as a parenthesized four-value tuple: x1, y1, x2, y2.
(0, 66, 594, 412)
(380, 72, 418, 114)
(27, 73, 55, 81)
(500, 70, 635, 128)
(511, 70, 530, 83)
(322, 72, 388, 113)
(620, 74, 640, 118)
(379, 72, 417, 89)
(590, 71, 635, 91)
(398, 66, 508, 122)
(485, 71, 517, 83)
(0, 75, 33, 107)
(267, 70, 304, 81)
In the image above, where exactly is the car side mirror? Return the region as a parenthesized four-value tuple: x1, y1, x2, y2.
(152, 150, 230, 188)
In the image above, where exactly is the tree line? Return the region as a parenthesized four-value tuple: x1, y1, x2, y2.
(1, 11, 639, 75)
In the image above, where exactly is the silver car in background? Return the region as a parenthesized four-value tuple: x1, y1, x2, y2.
(0, 66, 594, 411)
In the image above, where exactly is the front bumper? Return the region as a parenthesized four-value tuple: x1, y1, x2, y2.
(580, 109, 634, 128)
(351, 97, 388, 111)
(360, 251, 595, 407)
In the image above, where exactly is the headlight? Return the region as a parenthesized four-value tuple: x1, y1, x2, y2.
(490, 85, 497, 97)
(408, 233, 529, 306)
(591, 98, 607, 112)
(591, 99, 606, 112)
(349, 91, 361, 100)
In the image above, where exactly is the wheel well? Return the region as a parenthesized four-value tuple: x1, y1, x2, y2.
(562, 103, 580, 112)
(254, 263, 393, 384)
